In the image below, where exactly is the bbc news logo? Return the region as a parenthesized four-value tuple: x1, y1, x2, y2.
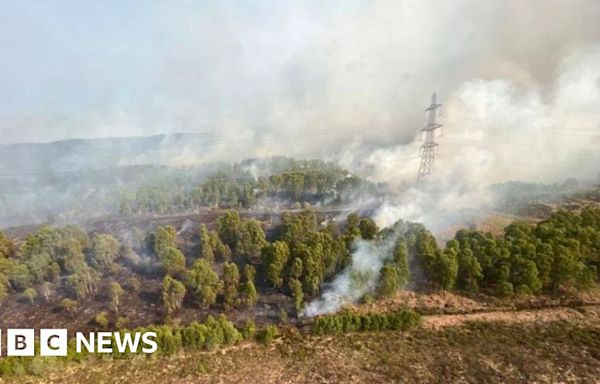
(0, 329, 157, 356)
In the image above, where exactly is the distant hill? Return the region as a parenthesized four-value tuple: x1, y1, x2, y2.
(0, 133, 216, 175)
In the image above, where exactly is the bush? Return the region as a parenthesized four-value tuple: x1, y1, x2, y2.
(311, 309, 422, 336)
(95, 311, 109, 329)
(495, 281, 514, 297)
(260, 325, 279, 345)
(59, 298, 78, 314)
(242, 319, 257, 340)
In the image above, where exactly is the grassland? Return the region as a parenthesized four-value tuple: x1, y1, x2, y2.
(4, 309, 600, 384)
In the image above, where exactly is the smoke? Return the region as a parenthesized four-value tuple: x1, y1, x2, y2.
(305, 43, 600, 316)
(342, 45, 600, 233)
(303, 236, 398, 317)
(1, 1, 599, 158)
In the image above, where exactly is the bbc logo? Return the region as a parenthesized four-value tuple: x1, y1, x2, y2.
(1, 329, 68, 356)
(0, 329, 157, 356)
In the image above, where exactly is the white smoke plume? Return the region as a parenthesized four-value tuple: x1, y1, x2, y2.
(303, 237, 398, 317)
(304, 45, 600, 316)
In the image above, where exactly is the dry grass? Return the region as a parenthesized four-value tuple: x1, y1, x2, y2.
(4, 314, 600, 384)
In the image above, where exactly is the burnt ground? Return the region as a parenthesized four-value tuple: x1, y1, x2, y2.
(1, 206, 352, 241)
(0, 266, 295, 334)
(0, 207, 357, 333)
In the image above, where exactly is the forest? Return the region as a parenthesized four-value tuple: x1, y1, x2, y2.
(1, 207, 599, 321)
(0, 201, 598, 376)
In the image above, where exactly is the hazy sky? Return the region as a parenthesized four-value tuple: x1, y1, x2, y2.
(0, 0, 599, 157)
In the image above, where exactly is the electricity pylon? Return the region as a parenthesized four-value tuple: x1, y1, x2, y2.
(417, 92, 442, 183)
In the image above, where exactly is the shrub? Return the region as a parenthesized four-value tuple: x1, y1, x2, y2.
(260, 325, 279, 345)
(95, 311, 109, 329)
(311, 309, 422, 336)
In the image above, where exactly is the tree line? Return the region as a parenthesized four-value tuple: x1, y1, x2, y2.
(0, 207, 599, 324)
(118, 158, 375, 215)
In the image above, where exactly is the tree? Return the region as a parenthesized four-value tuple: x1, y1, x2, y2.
(222, 262, 240, 310)
(159, 247, 186, 276)
(236, 220, 267, 261)
(0, 279, 7, 305)
(510, 258, 542, 294)
(241, 280, 259, 309)
(7, 263, 33, 291)
(23, 287, 37, 305)
(358, 218, 379, 240)
(25, 251, 52, 283)
(391, 241, 411, 288)
(289, 278, 303, 313)
(91, 233, 121, 267)
(153, 225, 177, 256)
(242, 318, 257, 340)
(436, 246, 459, 290)
(40, 281, 53, 303)
(185, 259, 222, 308)
(66, 266, 99, 299)
(216, 210, 242, 249)
(243, 264, 256, 282)
(60, 298, 78, 315)
(211, 232, 232, 261)
(127, 276, 141, 292)
(0, 231, 14, 258)
(262, 241, 290, 289)
(162, 276, 186, 316)
(415, 229, 442, 282)
(198, 224, 215, 264)
(378, 264, 401, 297)
(456, 248, 483, 292)
(241, 265, 259, 309)
(289, 257, 303, 279)
(109, 282, 124, 313)
(95, 311, 109, 328)
(260, 325, 279, 345)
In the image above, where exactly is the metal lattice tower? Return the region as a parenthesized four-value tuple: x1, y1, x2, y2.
(417, 92, 442, 182)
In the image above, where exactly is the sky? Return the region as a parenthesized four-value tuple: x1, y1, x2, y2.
(0, 0, 599, 184)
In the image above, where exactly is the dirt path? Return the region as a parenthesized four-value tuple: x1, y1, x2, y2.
(423, 304, 600, 329)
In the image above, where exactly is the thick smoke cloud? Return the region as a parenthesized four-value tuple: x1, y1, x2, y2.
(1, 1, 599, 165)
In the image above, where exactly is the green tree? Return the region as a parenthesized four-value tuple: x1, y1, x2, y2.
(241, 264, 259, 309)
(66, 266, 99, 299)
(153, 225, 177, 256)
(456, 248, 483, 292)
(289, 278, 304, 313)
(0, 231, 14, 258)
(91, 233, 121, 267)
(23, 287, 37, 305)
(95, 311, 109, 328)
(236, 220, 267, 261)
(289, 257, 303, 279)
(242, 318, 257, 340)
(241, 280, 259, 309)
(109, 282, 124, 313)
(198, 224, 215, 264)
(216, 210, 242, 249)
(262, 241, 290, 289)
(162, 276, 186, 316)
(185, 259, 222, 308)
(358, 218, 379, 240)
(159, 247, 186, 276)
(222, 262, 241, 310)
(378, 264, 401, 297)
(60, 298, 78, 315)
